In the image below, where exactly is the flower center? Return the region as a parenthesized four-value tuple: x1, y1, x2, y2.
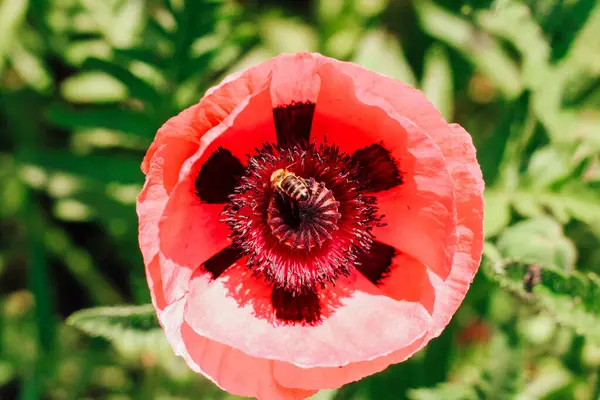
(267, 180, 341, 250)
(223, 142, 382, 294)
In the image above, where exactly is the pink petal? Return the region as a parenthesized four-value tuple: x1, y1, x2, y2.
(145, 254, 168, 310)
(138, 56, 278, 277)
(137, 141, 197, 264)
(323, 59, 484, 339)
(157, 183, 230, 304)
(378, 252, 436, 314)
(141, 62, 273, 174)
(183, 261, 431, 367)
(191, 81, 277, 165)
(142, 104, 203, 175)
(137, 147, 169, 265)
(181, 324, 316, 400)
(310, 62, 382, 153)
(424, 124, 485, 338)
(272, 253, 435, 390)
(157, 84, 277, 305)
(326, 59, 454, 148)
(272, 338, 427, 390)
(158, 297, 317, 400)
(373, 117, 457, 280)
(268, 52, 325, 107)
(310, 63, 457, 279)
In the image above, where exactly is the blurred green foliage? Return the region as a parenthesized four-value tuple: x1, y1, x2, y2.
(1, 0, 600, 399)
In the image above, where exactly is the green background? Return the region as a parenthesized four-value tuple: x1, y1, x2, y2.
(1, 0, 600, 399)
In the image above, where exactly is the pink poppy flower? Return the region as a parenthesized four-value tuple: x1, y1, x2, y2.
(137, 52, 484, 400)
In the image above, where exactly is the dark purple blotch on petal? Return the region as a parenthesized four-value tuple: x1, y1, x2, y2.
(203, 246, 243, 279)
(351, 143, 402, 193)
(271, 286, 322, 325)
(273, 101, 316, 148)
(195, 147, 245, 203)
(355, 241, 397, 285)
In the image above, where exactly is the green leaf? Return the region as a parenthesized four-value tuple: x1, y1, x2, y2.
(214, 46, 276, 84)
(112, 47, 163, 66)
(316, 0, 344, 24)
(477, 334, 523, 398)
(179, 49, 218, 82)
(519, 358, 573, 399)
(482, 245, 600, 343)
(524, 3, 600, 147)
(415, 0, 522, 99)
(487, 183, 600, 238)
(66, 189, 139, 232)
(78, 0, 146, 48)
(562, 1, 600, 75)
(260, 15, 318, 54)
(61, 72, 128, 103)
(497, 217, 577, 271)
(526, 146, 575, 189)
(337, 358, 425, 400)
(353, 0, 388, 18)
(68, 304, 159, 335)
(483, 191, 511, 238)
(42, 219, 124, 305)
(475, 0, 551, 90)
(0, 0, 29, 75)
(23, 196, 56, 354)
(67, 305, 168, 359)
(0, 156, 26, 218)
(324, 24, 363, 60)
(421, 44, 454, 120)
(408, 333, 523, 400)
(409, 383, 478, 400)
(82, 58, 162, 106)
(513, 189, 600, 228)
(9, 41, 53, 93)
(64, 39, 112, 67)
(0, 361, 15, 387)
(46, 103, 157, 139)
(110, 0, 147, 48)
(353, 28, 417, 86)
(308, 389, 339, 400)
(17, 149, 143, 185)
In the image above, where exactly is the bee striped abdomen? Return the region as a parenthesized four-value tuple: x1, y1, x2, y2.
(281, 175, 309, 201)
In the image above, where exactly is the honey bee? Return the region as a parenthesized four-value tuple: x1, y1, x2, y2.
(270, 168, 310, 202)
